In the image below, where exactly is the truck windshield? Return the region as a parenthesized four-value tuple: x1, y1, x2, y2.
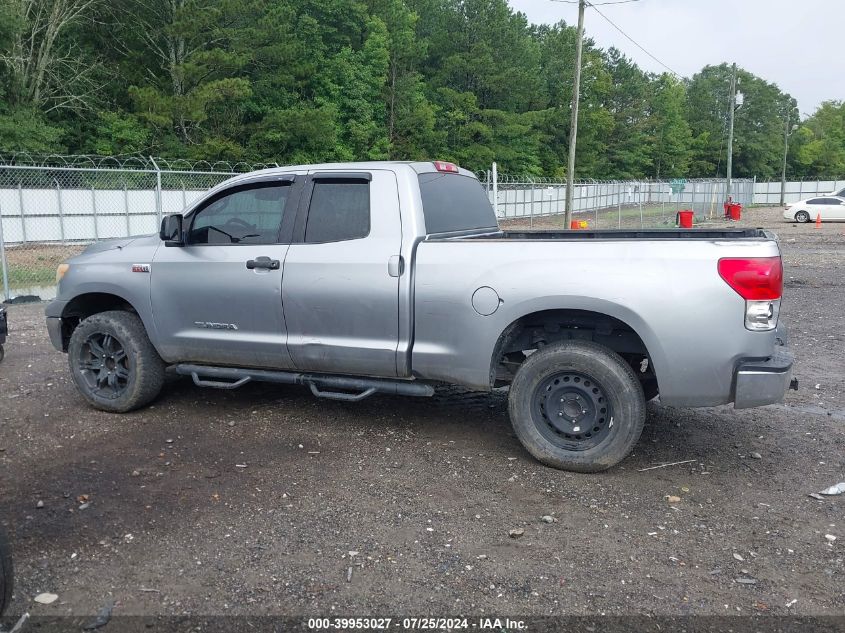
(418, 172, 498, 234)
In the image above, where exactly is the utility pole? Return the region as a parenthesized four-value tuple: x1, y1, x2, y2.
(725, 62, 737, 202)
(780, 115, 797, 206)
(564, 0, 586, 228)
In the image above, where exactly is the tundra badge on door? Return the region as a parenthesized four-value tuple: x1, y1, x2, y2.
(194, 321, 239, 330)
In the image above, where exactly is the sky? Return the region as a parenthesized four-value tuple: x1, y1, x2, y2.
(508, 0, 843, 117)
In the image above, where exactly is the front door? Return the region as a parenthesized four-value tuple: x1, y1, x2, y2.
(151, 176, 301, 368)
(282, 170, 402, 377)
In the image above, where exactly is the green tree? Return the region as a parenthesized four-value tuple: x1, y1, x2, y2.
(322, 17, 390, 160)
(648, 74, 691, 178)
(686, 64, 795, 179)
(789, 101, 845, 178)
(603, 48, 652, 178)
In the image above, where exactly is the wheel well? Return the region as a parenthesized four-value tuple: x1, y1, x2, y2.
(59, 293, 136, 351)
(490, 309, 656, 391)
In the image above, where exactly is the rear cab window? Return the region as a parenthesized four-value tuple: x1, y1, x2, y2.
(417, 173, 498, 235)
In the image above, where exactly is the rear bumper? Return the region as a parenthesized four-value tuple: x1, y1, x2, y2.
(734, 344, 794, 409)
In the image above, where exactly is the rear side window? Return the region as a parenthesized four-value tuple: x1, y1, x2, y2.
(305, 180, 370, 243)
(418, 173, 498, 234)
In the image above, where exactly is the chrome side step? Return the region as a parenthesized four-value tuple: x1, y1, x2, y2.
(174, 364, 435, 401)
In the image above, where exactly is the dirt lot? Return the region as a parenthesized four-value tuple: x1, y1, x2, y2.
(0, 206, 843, 623)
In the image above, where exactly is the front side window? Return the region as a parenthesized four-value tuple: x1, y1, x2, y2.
(304, 180, 370, 243)
(188, 182, 290, 245)
(806, 198, 826, 205)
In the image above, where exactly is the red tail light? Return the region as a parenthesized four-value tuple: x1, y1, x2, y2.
(433, 161, 459, 173)
(718, 257, 783, 300)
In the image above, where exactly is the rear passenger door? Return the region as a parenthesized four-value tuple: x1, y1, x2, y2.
(282, 171, 402, 377)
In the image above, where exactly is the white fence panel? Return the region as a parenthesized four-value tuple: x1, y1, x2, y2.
(753, 180, 845, 205)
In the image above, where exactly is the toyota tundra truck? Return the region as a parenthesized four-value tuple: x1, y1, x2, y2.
(45, 161, 794, 472)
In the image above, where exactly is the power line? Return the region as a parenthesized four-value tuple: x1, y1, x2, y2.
(585, 1, 682, 78)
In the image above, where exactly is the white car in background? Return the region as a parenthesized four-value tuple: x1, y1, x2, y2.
(784, 195, 845, 222)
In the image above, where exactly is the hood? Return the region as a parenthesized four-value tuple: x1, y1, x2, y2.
(77, 234, 160, 256)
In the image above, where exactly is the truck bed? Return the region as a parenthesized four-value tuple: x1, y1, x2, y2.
(460, 228, 773, 241)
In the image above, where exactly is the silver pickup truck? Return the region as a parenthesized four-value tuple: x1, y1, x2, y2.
(45, 161, 794, 472)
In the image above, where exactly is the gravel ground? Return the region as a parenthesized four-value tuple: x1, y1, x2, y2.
(0, 206, 843, 622)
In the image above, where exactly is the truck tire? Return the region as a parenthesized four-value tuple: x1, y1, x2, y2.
(508, 340, 645, 473)
(0, 528, 12, 617)
(68, 310, 166, 413)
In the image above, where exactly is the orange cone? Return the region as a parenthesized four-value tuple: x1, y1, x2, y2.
(815, 213, 822, 228)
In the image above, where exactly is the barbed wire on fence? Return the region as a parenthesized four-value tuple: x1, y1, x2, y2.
(0, 152, 275, 173)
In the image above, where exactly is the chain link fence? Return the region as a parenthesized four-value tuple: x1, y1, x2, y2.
(0, 155, 269, 301)
(477, 171, 755, 230)
(0, 154, 796, 301)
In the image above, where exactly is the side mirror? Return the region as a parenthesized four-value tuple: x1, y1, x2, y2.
(159, 214, 184, 246)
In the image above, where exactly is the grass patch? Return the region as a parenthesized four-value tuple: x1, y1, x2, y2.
(3, 264, 57, 288)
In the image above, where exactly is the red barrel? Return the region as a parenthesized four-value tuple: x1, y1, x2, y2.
(677, 210, 694, 228)
(728, 203, 742, 221)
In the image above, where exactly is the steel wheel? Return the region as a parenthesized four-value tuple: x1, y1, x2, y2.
(532, 370, 613, 452)
(77, 332, 131, 400)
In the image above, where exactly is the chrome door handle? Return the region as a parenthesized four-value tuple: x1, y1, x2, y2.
(246, 256, 280, 270)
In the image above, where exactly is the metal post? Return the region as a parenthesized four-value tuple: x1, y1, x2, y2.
(780, 116, 791, 206)
(150, 156, 163, 226)
(529, 178, 535, 229)
(564, 0, 586, 228)
(492, 162, 499, 218)
(691, 182, 696, 217)
(0, 203, 10, 301)
(55, 179, 65, 243)
(639, 185, 643, 227)
(17, 183, 26, 243)
(726, 62, 738, 202)
(91, 187, 99, 241)
(124, 183, 131, 237)
(617, 182, 621, 228)
(594, 182, 599, 228)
